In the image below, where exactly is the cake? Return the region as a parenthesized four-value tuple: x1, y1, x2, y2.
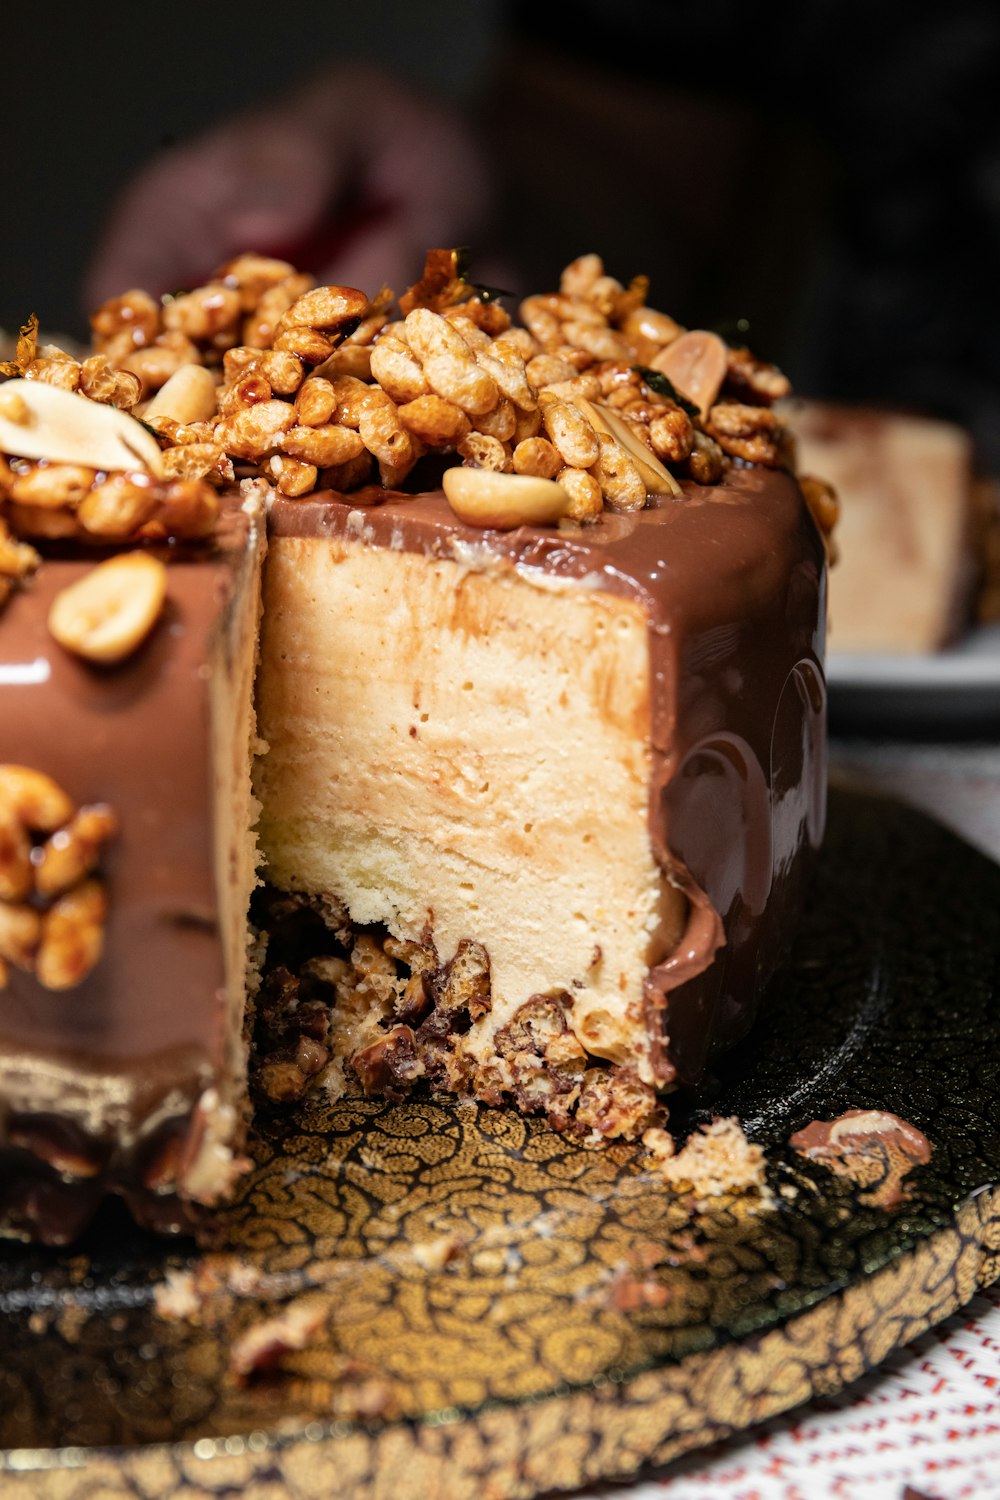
(787, 401, 974, 654)
(0, 251, 828, 1242)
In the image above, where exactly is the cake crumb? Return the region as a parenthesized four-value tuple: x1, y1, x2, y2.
(644, 1117, 773, 1206)
(331, 1375, 402, 1423)
(229, 1297, 326, 1384)
(153, 1268, 202, 1323)
(410, 1233, 468, 1272)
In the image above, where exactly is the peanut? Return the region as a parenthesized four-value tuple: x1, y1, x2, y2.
(651, 330, 728, 416)
(48, 552, 168, 664)
(144, 364, 218, 426)
(0, 378, 164, 475)
(442, 468, 570, 530)
(576, 398, 681, 496)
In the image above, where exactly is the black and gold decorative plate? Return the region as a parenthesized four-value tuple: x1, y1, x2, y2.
(2, 788, 1000, 1499)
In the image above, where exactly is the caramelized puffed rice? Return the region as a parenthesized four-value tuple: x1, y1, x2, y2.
(541, 400, 600, 469)
(35, 879, 108, 991)
(590, 433, 646, 512)
(512, 436, 562, 480)
(242, 273, 314, 348)
(268, 455, 319, 497)
(13, 246, 806, 536)
(0, 517, 42, 579)
(79, 355, 141, 411)
(281, 423, 365, 468)
(35, 806, 119, 899)
(24, 355, 81, 393)
(705, 401, 782, 465)
(403, 309, 499, 416)
(0, 767, 116, 992)
(162, 282, 241, 343)
(91, 289, 161, 353)
(397, 394, 470, 447)
(369, 336, 429, 403)
(9, 463, 98, 509)
(216, 253, 299, 310)
(557, 465, 603, 522)
(123, 331, 201, 392)
(274, 325, 336, 364)
(215, 398, 295, 460)
(294, 377, 338, 427)
(77, 473, 158, 538)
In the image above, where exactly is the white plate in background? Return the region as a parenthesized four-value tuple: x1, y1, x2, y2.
(827, 625, 1000, 735)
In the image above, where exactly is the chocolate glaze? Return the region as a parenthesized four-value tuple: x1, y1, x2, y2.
(790, 1108, 932, 1209)
(790, 1108, 932, 1157)
(0, 503, 257, 1242)
(268, 466, 826, 1087)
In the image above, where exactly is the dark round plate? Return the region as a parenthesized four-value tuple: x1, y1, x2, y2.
(2, 788, 1000, 1499)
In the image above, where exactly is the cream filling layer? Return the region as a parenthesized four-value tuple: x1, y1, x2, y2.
(255, 536, 685, 1081)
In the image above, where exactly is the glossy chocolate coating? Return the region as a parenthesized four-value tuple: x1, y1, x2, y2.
(268, 467, 827, 1086)
(0, 505, 255, 1242)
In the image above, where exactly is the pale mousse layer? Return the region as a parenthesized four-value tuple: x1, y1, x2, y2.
(255, 534, 687, 1083)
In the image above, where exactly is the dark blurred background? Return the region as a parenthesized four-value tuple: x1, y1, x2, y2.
(3, 0, 999, 470)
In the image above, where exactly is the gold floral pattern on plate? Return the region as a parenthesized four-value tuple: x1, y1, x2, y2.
(2, 788, 1000, 1498)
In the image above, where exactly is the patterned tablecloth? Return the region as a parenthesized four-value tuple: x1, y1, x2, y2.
(589, 742, 1000, 1500)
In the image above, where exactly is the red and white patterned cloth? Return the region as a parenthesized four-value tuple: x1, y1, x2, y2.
(588, 1282, 1000, 1500)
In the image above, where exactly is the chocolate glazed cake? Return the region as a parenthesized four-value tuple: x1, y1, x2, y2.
(254, 468, 825, 1129)
(0, 248, 831, 1240)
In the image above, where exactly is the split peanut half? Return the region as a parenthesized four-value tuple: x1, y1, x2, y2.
(443, 468, 571, 529)
(575, 398, 682, 496)
(0, 379, 164, 476)
(48, 553, 169, 664)
(650, 330, 728, 417)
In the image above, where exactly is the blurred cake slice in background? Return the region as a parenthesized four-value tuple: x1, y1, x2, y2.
(787, 401, 976, 655)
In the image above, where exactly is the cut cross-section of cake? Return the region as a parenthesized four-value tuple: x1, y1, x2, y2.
(255, 465, 825, 1134)
(0, 247, 830, 1239)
